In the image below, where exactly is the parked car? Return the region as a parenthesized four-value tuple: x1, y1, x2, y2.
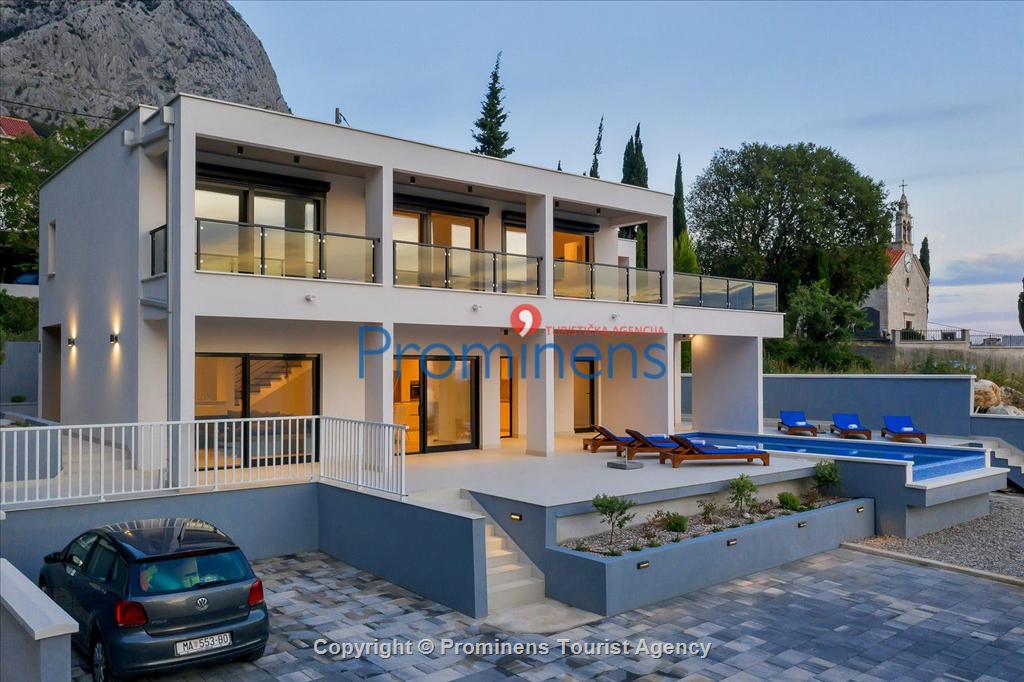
(38, 518, 269, 680)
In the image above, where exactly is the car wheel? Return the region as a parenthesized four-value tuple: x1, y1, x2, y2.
(91, 636, 121, 682)
(239, 643, 266, 663)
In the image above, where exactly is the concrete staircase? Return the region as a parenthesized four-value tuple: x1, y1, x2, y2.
(990, 443, 1024, 490)
(410, 488, 545, 613)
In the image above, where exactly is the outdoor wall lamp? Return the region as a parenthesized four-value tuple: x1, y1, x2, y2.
(726, 538, 738, 547)
(66, 336, 76, 347)
(305, 294, 317, 303)
(509, 512, 522, 522)
(236, 145, 244, 155)
(856, 506, 865, 513)
(610, 313, 619, 321)
(109, 333, 119, 345)
(636, 561, 650, 570)
(596, 208, 601, 215)
(797, 521, 808, 529)
(467, 185, 474, 193)
(410, 176, 416, 184)
(472, 304, 482, 312)
(293, 155, 301, 164)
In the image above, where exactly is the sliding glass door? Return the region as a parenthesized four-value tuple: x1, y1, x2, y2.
(393, 356, 479, 453)
(195, 353, 320, 469)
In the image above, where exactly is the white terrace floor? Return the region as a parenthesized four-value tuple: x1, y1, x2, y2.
(405, 434, 816, 507)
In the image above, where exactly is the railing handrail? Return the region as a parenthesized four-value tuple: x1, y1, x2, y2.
(196, 217, 377, 242)
(0, 414, 407, 433)
(675, 272, 777, 287)
(554, 257, 664, 276)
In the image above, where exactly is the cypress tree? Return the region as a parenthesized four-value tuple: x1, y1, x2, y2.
(557, 160, 562, 171)
(471, 52, 514, 158)
(673, 154, 687, 239)
(620, 124, 649, 265)
(1018, 277, 1024, 335)
(589, 116, 604, 178)
(919, 235, 930, 278)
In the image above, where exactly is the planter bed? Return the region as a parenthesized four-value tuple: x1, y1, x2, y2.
(545, 498, 875, 616)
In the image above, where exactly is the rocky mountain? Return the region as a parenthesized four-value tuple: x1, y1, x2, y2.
(0, 0, 289, 127)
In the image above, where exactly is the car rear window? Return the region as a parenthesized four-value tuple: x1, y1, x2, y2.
(133, 549, 252, 595)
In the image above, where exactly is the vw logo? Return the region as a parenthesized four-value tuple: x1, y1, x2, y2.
(195, 596, 209, 611)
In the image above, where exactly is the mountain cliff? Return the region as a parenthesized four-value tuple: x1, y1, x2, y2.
(0, 0, 289, 126)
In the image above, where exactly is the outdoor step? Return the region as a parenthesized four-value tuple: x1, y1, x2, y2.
(486, 548, 519, 567)
(487, 577, 545, 612)
(486, 562, 532, 586)
(409, 487, 465, 502)
(485, 535, 505, 552)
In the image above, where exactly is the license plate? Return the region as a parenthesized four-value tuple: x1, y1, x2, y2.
(174, 632, 232, 656)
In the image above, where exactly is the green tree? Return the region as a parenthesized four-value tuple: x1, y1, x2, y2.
(470, 52, 514, 158)
(0, 119, 104, 280)
(727, 474, 757, 514)
(919, 235, 931, 279)
(620, 124, 649, 266)
(672, 154, 687, 239)
(688, 142, 891, 307)
(771, 280, 869, 371)
(673, 230, 699, 273)
(592, 493, 636, 548)
(589, 116, 603, 178)
(0, 291, 39, 363)
(1018, 277, 1024, 335)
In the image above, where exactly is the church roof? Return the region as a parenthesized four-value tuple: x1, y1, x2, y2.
(886, 247, 905, 271)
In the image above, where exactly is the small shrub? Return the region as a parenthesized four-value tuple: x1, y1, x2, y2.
(573, 541, 588, 552)
(752, 498, 775, 515)
(640, 513, 661, 543)
(712, 526, 723, 533)
(777, 491, 802, 511)
(728, 474, 758, 514)
(813, 460, 841, 496)
(11, 395, 27, 403)
(697, 498, 721, 525)
(802, 488, 821, 507)
(672, 534, 683, 543)
(664, 512, 688, 533)
(592, 494, 636, 546)
(764, 514, 775, 520)
(728, 522, 741, 528)
(647, 541, 662, 548)
(606, 549, 622, 557)
(628, 543, 643, 552)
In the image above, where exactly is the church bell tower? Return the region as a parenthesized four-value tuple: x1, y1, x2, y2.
(892, 185, 913, 253)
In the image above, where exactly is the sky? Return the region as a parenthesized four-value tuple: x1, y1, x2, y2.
(232, 1, 1024, 333)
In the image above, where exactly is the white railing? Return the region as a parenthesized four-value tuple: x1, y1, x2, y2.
(0, 415, 406, 508)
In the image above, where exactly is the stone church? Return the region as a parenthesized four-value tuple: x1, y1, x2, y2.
(860, 191, 929, 338)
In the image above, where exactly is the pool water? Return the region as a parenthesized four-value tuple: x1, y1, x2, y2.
(684, 432, 987, 482)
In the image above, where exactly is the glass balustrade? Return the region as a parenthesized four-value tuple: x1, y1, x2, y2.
(672, 272, 778, 311)
(553, 259, 664, 303)
(195, 219, 376, 283)
(394, 241, 541, 294)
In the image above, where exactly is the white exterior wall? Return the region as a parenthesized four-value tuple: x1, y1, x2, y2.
(691, 334, 763, 433)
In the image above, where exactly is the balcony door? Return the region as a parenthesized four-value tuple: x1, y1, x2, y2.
(393, 356, 479, 453)
(573, 359, 596, 433)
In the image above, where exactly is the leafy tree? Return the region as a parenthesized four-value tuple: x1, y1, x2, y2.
(813, 460, 841, 496)
(589, 116, 603, 178)
(470, 52, 514, 158)
(592, 493, 636, 547)
(919, 236, 930, 278)
(0, 119, 104, 280)
(673, 230, 699, 274)
(769, 280, 869, 371)
(673, 154, 687, 239)
(0, 291, 38, 363)
(688, 142, 891, 307)
(620, 124, 649, 266)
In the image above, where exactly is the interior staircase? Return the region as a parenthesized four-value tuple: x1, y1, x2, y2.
(236, 359, 308, 405)
(410, 488, 545, 613)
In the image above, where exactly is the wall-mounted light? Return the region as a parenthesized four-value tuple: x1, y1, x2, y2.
(467, 185, 474, 193)
(66, 337, 76, 348)
(856, 506, 865, 514)
(509, 512, 522, 522)
(596, 208, 601, 215)
(410, 176, 416, 184)
(236, 145, 244, 155)
(471, 304, 482, 312)
(636, 560, 650, 570)
(109, 333, 119, 345)
(726, 538, 738, 547)
(610, 313, 619, 321)
(555, 200, 560, 208)
(797, 521, 808, 529)
(305, 294, 317, 303)
(293, 155, 301, 164)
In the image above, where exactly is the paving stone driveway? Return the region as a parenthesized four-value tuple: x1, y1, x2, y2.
(73, 548, 1024, 681)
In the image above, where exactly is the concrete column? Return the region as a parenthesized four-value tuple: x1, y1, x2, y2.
(593, 220, 618, 264)
(598, 333, 674, 435)
(168, 100, 195, 422)
(525, 327, 556, 455)
(365, 166, 393, 287)
(674, 336, 683, 430)
(691, 335, 763, 433)
(645, 215, 671, 305)
(362, 321, 395, 424)
(526, 194, 553, 297)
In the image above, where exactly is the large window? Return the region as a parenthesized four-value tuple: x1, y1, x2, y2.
(393, 356, 479, 453)
(392, 208, 480, 249)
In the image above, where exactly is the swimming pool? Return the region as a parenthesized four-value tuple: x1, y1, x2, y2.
(683, 432, 988, 482)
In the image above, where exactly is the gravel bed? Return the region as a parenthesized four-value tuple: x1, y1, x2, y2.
(855, 493, 1024, 578)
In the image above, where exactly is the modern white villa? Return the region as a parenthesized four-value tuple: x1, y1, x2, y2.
(0, 95, 1011, 673)
(35, 94, 779, 451)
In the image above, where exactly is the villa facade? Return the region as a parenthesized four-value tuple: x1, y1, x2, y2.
(36, 94, 782, 453)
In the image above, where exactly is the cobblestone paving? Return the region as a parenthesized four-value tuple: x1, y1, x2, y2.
(72, 548, 1024, 681)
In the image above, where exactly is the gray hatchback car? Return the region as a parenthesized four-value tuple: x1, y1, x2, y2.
(38, 518, 269, 681)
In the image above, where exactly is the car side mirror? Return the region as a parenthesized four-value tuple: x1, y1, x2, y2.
(44, 551, 64, 564)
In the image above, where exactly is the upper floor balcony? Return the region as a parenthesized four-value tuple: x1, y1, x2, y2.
(393, 241, 541, 294)
(553, 259, 662, 304)
(673, 272, 778, 312)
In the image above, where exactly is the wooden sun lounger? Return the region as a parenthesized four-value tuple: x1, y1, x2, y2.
(881, 416, 927, 444)
(777, 411, 818, 437)
(830, 414, 871, 440)
(661, 435, 770, 469)
(622, 429, 681, 460)
(581, 425, 634, 453)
